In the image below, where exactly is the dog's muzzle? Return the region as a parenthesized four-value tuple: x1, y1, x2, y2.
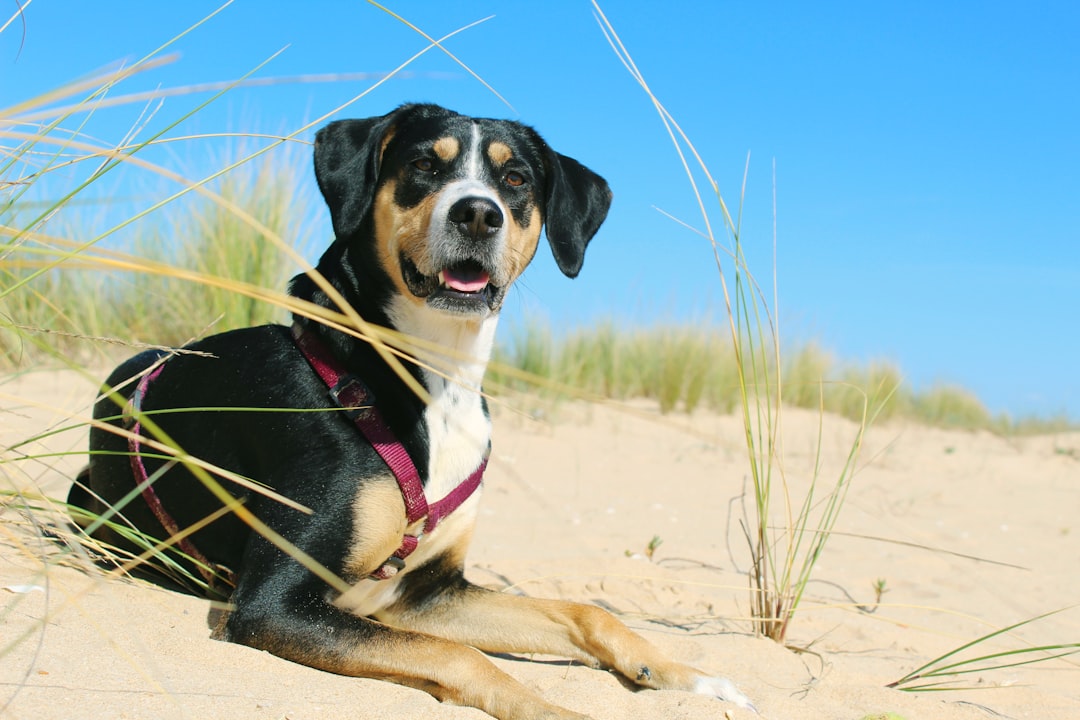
(400, 192, 511, 316)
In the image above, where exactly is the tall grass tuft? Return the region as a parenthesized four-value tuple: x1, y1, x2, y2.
(911, 384, 994, 430)
(594, 3, 895, 645)
(591, 2, 1075, 666)
(490, 319, 741, 414)
(2, 148, 316, 367)
(116, 145, 319, 347)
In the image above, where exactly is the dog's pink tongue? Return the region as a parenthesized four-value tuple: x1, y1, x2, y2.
(441, 267, 489, 293)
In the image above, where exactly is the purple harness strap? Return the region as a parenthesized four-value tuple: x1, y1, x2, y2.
(126, 365, 235, 588)
(291, 323, 487, 580)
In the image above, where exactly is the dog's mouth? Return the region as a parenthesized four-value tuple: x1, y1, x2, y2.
(439, 264, 490, 294)
(401, 254, 501, 314)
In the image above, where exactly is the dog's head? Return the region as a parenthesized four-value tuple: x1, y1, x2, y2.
(311, 104, 611, 319)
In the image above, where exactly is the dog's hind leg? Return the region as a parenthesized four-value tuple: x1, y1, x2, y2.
(66, 466, 100, 525)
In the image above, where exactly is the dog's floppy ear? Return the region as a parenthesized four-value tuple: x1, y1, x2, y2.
(313, 112, 399, 240)
(542, 150, 612, 278)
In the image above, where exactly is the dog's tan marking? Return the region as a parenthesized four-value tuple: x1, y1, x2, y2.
(338, 476, 407, 580)
(373, 178, 440, 305)
(487, 141, 512, 166)
(502, 205, 542, 283)
(433, 136, 460, 161)
(347, 581, 727, 720)
(381, 590, 699, 689)
(379, 126, 397, 166)
(332, 476, 410, 617)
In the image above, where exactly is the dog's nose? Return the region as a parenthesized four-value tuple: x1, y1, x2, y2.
(448, 197, 503, 239)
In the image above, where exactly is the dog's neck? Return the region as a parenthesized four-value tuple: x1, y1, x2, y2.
(385, 296, 497, 392)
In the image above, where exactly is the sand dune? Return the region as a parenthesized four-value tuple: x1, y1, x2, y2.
(3, 369, 1078, 719)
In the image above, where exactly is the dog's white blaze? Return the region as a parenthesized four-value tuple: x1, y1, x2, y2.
(425, 122, 512, 286)
(466, 121, 482, 182)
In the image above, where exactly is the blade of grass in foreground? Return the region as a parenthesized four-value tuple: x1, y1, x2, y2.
(888, 607, 1080, 691)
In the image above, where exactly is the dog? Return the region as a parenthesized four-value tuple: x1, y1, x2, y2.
(69, 103, 754, 719)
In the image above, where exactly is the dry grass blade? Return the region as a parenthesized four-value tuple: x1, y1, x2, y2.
(365, 1, 510, 112)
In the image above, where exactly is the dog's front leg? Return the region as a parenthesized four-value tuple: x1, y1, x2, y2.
(378, 576, 756, 712)
(225, 581, 591, 720)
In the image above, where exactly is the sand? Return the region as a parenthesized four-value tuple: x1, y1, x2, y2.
(2, 368, 1078, 719)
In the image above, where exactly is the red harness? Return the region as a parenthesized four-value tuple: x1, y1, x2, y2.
(126, 325, 487, 586)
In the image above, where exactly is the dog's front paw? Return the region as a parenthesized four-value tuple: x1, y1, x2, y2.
(694, 675, 758, 714)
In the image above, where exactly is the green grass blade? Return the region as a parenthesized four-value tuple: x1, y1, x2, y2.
(888, 607, 1077, 689)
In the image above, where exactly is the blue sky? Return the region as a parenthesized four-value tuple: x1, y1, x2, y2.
(4, 1, 1078, 420)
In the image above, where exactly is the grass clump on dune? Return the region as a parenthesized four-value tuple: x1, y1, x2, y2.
(491, 320, 1070, 435)
(491, 320, 738, 414)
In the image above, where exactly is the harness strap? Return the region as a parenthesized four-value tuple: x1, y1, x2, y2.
(125, 325, 485, 586)
(126, 365, 236, 589)
(291, 323, 487, 580)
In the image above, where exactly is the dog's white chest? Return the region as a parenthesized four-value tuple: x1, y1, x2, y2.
(422, 378, 490, 503)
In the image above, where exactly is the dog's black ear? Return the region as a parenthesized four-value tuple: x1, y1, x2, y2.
(542, 150, 612, 278)
(313, 112, 399, 240)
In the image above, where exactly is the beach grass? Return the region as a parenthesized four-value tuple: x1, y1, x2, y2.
(490, 322, 1069, 434)
(591, 0, 882, 644)
(1, 146, 315, 366)
(0, 5, 391, 608)
(589, 3, 1077, 681)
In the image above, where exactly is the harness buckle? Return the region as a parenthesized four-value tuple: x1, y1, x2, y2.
(328, 375, 376, 421)
(369, 554, 407, 580)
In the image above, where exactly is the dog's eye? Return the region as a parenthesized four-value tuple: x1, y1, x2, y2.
(504, 171, 525, 187)
(413, 158, 435, 172)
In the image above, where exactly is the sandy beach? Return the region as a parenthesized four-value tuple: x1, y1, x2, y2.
(2, 368, 1078, 719)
